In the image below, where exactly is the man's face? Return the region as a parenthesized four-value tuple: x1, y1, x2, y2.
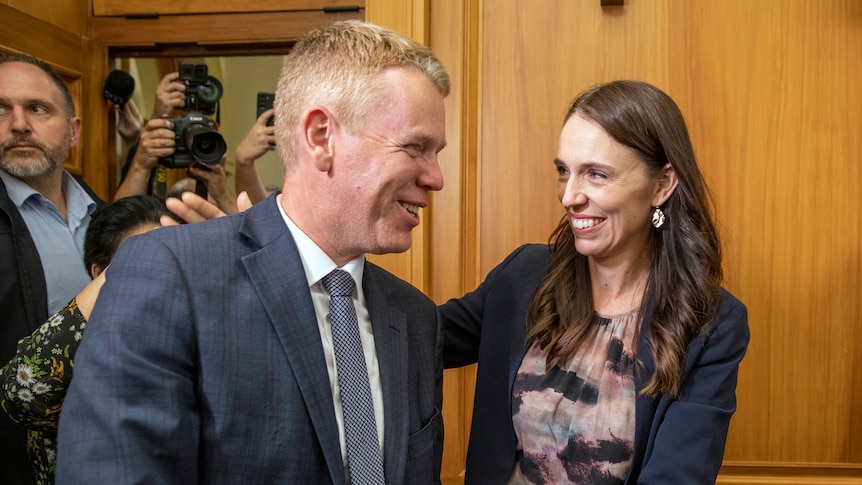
(0, 62, 80, 180)
(324, 66, 447, 261)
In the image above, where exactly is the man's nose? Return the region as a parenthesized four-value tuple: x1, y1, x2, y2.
(9, 107, 31, 133)
(420, 154, 444, 192)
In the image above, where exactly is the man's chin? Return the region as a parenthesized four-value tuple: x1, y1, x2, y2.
(369, 239, 412, 256)
(0, 156, 57, 179)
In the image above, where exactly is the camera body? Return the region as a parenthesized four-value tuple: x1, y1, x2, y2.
(178, 60, 223, 115)
(158, 112, 227, 169)
(158, 61, 227, 169)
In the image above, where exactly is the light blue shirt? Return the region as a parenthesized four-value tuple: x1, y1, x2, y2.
(0, 170, 96, 314)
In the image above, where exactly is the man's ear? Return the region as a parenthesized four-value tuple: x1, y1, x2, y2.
(653, 163, 679, 206)
(69, 116, 82, 148)
(299, 107, 335, 172)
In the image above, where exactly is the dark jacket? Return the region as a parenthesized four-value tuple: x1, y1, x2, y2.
(0, 174, 103, 485)
(440, 244, 750, 484)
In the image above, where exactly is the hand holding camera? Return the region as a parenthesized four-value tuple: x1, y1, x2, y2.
(151, 72, 186, 119)
(236, 108, 276, 168)
(131, 118, 176, 173)
(158, 61, 227, 169)
(187, 160, 237, 215)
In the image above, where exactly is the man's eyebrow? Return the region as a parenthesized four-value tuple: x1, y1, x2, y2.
(410, 134, 447, 152)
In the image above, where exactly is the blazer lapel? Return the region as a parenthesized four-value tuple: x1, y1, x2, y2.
(362, 264, 409, 483)
(627, 291, 658, 484)
(239, 198, 346, 485)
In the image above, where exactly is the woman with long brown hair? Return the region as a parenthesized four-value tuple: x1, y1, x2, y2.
(442, 80, 749, 484)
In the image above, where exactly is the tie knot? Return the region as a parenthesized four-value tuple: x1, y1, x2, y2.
(321, 269, 355, 297)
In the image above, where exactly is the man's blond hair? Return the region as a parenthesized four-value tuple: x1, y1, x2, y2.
(273, 20, 450, 172)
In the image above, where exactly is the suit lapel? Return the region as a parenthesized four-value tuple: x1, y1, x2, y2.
(239, 198, 346, 485)
(362, 264, 409, 483)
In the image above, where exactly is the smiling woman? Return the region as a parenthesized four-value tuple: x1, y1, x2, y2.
(555, 112, 677, 268)
(439, 80, 749, 485)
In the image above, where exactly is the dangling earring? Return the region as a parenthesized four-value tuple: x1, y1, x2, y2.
(651, 206, 665, 229)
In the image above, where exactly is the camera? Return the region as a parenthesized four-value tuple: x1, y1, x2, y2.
(178, 60, 223, 115)
(158, 112, 227, 169)
(158, 61, 227, 169)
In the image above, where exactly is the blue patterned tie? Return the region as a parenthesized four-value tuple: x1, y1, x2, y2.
(321, 269, 386, 485)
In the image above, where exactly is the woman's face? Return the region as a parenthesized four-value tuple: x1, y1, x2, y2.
(555, 113, 669, 265)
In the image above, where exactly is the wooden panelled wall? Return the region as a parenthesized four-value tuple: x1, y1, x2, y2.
(419, 1, 862, 484)
(1, 0, 860, 483)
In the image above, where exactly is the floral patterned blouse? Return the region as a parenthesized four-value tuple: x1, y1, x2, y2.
(0, 298, 86, 485)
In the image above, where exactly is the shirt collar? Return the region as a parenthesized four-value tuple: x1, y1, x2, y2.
(0, 170, 39, 207)
(275, 193, 365, 290)
(0, 170, 97, 216)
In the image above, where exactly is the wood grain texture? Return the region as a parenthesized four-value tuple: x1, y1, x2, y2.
(6, 0, 87, 36)
(427, 0, 481, 482)
(666, 0, 862, 466)
(93, 0, 364, 17)
(427, 0, 862, 482)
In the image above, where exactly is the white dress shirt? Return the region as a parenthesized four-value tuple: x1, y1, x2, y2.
(276, 194, 385, 470)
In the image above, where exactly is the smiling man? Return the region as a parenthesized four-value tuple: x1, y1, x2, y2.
(0, 52, 102, 485)
(57, 20, 449, 485)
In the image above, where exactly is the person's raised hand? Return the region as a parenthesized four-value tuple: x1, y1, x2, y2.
(161, 191, 252, 226)
(114, 117, 177, 200)
(116, 98, 144, 145)
(151, 71, 186, 118)
(187, 158, 237, 215)
(236, 109, 276, 167)
(234, 109, 276, 204)
(133, 118, 176, 171)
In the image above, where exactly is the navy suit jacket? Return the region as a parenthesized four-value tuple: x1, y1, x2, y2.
(440, 244, 749, 484)
(56, 195, 443, 484)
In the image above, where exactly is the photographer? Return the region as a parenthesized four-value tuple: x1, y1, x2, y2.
(115, 63, 236, 212)
(114, 116, 236, 211)
(114, 116, 173, 200)
(114, 71, 185, 200)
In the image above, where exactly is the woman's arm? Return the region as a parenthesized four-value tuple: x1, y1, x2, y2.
(637, 292, 750, 483)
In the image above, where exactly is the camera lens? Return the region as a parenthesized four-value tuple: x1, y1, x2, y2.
(197, 77, 223, 104)
(183, 125, 226, 165)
